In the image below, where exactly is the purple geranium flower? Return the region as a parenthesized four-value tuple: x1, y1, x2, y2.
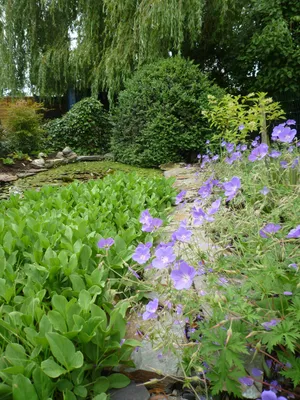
(286, 225, 300, 239)
(132, 243, 152, 264)
(262, 319, 280, 330)
(170, 261, 196, 290)
(225, 143, 235, 153)
(286, 119, 296, 125)
(291, 157, 299, 169)
(260, 186, 269, 196)
(175, 190, 187, 205)
(97, 238, 115, 249)
(198, 183, 212, 198)
(239, 377, 254, 386)
(207, 198, 222, 215)
(278, 127, 297, 143)
(239, 124, 245, 131)
(225, 151, 242, 165)
(283, 291, 292, 296)
(280, 161, 288, 169)
(172, 226, 193, 243)
(259, 223, 281, 238)
(248, 143, 269, 162)
(143, 298, 159, 320)
(223, 176, 241, 201)
(241, 144, 248, 151)
(212, 154, 219, 161)
(140, 210, 163, 232)
(269, 150, 281, 158)
(140, 209, 152, 225)
(128, 267, 140, 279)
(192, 206, 206, 226)
(271, 123, 285, 141)
(251, 368, 263, 377)
(252, 140, 259, 147)
(152, 246, 176, 269)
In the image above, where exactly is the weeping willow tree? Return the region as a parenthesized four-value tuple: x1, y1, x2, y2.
(0, 0, 207, 101)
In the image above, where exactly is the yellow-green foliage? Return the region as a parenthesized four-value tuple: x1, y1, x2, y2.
(203, 92, 285, 144)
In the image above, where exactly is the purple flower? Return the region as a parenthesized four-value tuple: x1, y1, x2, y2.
(272, 123, 285, 140)
(260, 186, 269, 196)
(239, 377, 253, 386)
(283, 291, 292, 296)
(223, 176, 241, 201)
(248, 143, 269, 162)
(206, 139, 210, 144)
(172, 226, 193, 243)
(286, 225, 300, 239)
(207, 198, 222, 215)
(176, 304, 183, 315)
(280, 161, 288, 169)
(278, 127, 297, 143)
(288, 145, 294, 153)
(269, 150, 281, 158)
(221, 140, 227, 147)
(170, 261, 196, 290)
(212, 154, 219, 161)
(219, 277, 228, 286)
(97, 238, 115, 249)
(143, 298, 159, 320)
(261, 390, 278, 400)
(198, 183, 212, 199)
(262, 319, 280, 330)
(291, 157, 299, 169)
(259, 223, 281, 238)
(175, 190, 187, 205)
(239, 124, 245, 131)
(241, 144, 248, 151)
(152, 246, 176, 269)
(192, 206, 206, 225)
(288, 263, 298, 270)
(140, 209, 152, 225)
(132, 243, 152, 264)
(128, 267, 140, 279)
(286, 119, 296, 125)
(225, 143, 235, 153)
(225, 151, 242, 165)
(251, 368, 263, 377)
(252, 140, 259, 147)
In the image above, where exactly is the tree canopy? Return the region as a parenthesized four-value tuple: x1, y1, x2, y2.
(0, 0, 299, 100)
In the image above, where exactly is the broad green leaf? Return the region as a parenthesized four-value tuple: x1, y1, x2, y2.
(74, 385, 87, 397)
(48, 310, 68, 333)
(33, 367, 55, 400)
(52, 295, 68, 317)
(108, 373, 130, 389)
(79, 245, 92, 269)
(5, 343, 27, 366)
(0, 383, 11, 395)
(12, 374, 38, 400)
(1, 366, 24, 375)
(93, 377, 109, 394)
(41, 358, 67, 378)
(93, 394, 107, 400)
(63, 389, 77, 400)
(46, 332, 83, 371)
(78, 290, 91, 311)
(70, 274, 86, 292)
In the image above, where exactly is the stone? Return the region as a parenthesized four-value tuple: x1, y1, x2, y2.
(31, 158, 46, 168)
(0, 174, 18, 182)
(45, 158, 66, 168)
(76, 155, 105, 162)
(110, 382, 150, 400)
(65, 151, 77, 161)
(56, 151, 65, 159)
(17, 172, 36, 178)
(38, 152, 47, 158)
(62, 146, 72, 155)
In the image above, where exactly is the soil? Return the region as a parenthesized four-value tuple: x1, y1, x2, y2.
(0, 159, 33, 174)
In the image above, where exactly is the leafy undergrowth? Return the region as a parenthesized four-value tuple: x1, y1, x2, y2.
(0, 172, 176, 399)
(125, 123, 300, 399)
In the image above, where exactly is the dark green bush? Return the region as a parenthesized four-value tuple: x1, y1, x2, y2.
(45, 97, 110, 154)
(111, 57, 225, 167)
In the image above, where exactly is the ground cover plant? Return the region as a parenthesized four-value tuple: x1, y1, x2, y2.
(0, 172, 176, 399)
(111, 121, 299, 398)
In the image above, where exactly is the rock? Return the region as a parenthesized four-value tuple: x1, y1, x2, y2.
(56, 151, 65, 159)
(45, 158, 66, 168)
(103, 152, 115, 161)
(31, 158, 46, 168)
(38, 152, 47, 158)
(62, 146, 72, 155)
(0, 174, 18, 182)
(17, 172, 37, 178)
(76, 155, 105, 162)
(65, 151, 77, 160)
(110, 382, 150, 400)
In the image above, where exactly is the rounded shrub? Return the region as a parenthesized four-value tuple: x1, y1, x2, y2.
(45, 97, 110, 154)
(111, 57, 224, 167)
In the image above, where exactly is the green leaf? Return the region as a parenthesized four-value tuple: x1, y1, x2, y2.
(93, 377, 109, 394)
(48, 310, 68, 333)
(46, 332, 84, 371)
(108, 373, 130, 389)
(74, 385, 87, 397)
(63, 389, 77, 400)
(33, 367, 55, 400)
(79, 245, 92, 269)
(0, 383, 11, 395)
(41, 358, 67, 378)
(5, 343, 27, 366)
(12, 374, 38, 400)
(78, 290, 91, 311)
(93, 394, 107, 400)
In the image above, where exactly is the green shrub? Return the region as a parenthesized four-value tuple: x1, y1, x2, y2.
(45, 97, 110, 154)
(111, 57, 224, 167)
(3, 100, 44, 154)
